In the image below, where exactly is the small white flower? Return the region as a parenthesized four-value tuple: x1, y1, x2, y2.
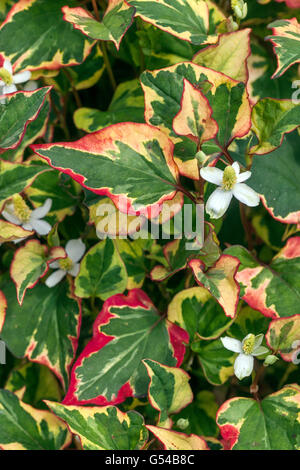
(0, 58, 32, 103)
(45, 239, 86, 288)
(231, 0, 247, 20)
(200, 162, 260, 219)
(221, 333, 268, 380)
(2, 195, 52, 240)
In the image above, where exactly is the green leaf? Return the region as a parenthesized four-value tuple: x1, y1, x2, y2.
(62, 1, 135, 50)
(0, 87, 51, 150)
(167, 286, 234, 341)
(128, 0, 218, 45)
(31, 122, 180, 217)
(114, 238, 148, 289)
(174, 390, 219, 437)
(267, 18, 300, 78)
(74, 238, 127, 300)
(250, 98, 300, 155)
(217, 385, 300, 449)
(0, 389, 71, 450)
(25, 170, 79, 224)
(0, 0, 95, 71)
(250, 132, 300, 224)
(74, 79, 145, 132)
(143, 359, 193, 425)
(0, 276, 81, 389)
(46, 401, 148, 450)
(192, 338, 235, 385)
(63, 289, 188, 405)
(225, 237, 300, 318)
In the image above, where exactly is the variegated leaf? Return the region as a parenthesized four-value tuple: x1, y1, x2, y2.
(0, 0, 95, 71)
(31, 122, 180, 218)
(225, 237, 300, 318)
(62, 1, 135, 50)
(250, 98, 300, 155)
(3, 97, 50, 162)
(266, 315, 300, 361)
(63, 289, 188, 406)
(141, 62, 251, 179)
(193, 29, 251, 82)
(74, 238, 127, 300)
(0, 160, 49, 209)
(0, 389, 71, 450)
(172, 78, 218, 145)
(267, 18, 300, 78)
(46, 401, 148, 450)
(0, 276, 81, 389)
(192, 338, 235, 385)
(217, 385, 300, 450)
(189, 255, 240, 319)
(0, 87, 51, 151)
(250, 132, 300, 224)
(167, 287, 234, 341)
(146, 425, 209, 450)
(143, 359, 193, 425)
(74, 79, 145, 132)
(127, 0, 218, 46)
(114, 238, 149, 289)
(10, 239, 66, 305)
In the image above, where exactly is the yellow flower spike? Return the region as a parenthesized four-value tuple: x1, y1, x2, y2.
(242, 334, 256, 355)
(0, 67, 13, 86)
(222, 166, 237, 191)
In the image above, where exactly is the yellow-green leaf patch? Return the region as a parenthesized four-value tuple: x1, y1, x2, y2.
(267, 18, 300, 78)
(143, 359, 193, 425)
(0, 0, 95, 71)
(62, 1, 135, 50)
(10, 239, 66, 305)
(266, 315, 300, 361)
(217, 385, 300, 449)
(74, 238, 127, 300)
(0, 389, 71, 450)
(146, 425, 209, 450)
(46, 401, 148, 450)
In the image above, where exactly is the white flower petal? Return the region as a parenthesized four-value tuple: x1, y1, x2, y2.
(253, 333, 264, 350)
(13, 70, 31, 84)
(45, 269, 66, 288)
(3, 84, 17, 94)
(252, 346, 269, 357)
(221, 336, 243, 353)
(237, 171, 251, 183)
(13, 237, 27, 244)
(234, 353, 254, 380)
(200, 167, 223, 186)
(2, 209, 22, 225)
(31, 198, 52, 219)
(206, 187, 233, 219)
(4, 59, 12, 74)
(30, 218, 52, 235)
(232, 183, 260, 207)
(65, 239, 86, 263)
(232, 161, 240, 177)
(68, 262, 80, 277)
(21, 222, 33, 231)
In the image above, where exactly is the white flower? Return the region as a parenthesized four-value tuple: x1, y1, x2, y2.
(221, 333, 268, 380)
(200, 162, 260, 219)
(231, 0, 247, 19)
(2, 195, 52, 239)
(45, 239, 86, 288)
(0, 58, 31, 103)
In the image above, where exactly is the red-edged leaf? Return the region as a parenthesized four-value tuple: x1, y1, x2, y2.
(189, 255, 240, 318)
(63, 289, 188, 406)
(31, 123, 180, 218)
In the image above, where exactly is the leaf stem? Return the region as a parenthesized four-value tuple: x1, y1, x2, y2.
(239, 202, 253, 250)
(100, 42, 117, 91)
